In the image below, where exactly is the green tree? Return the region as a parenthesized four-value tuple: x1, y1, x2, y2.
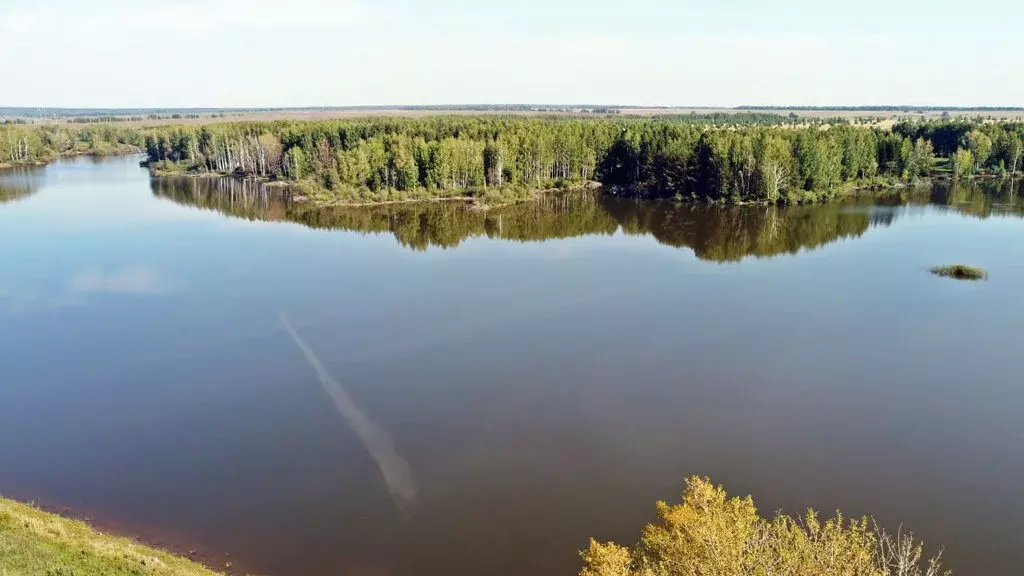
(386, 136, 418, 191)
(795, 131, 842, 194)
(840, 127, 878, 180)
(599, 131, 643, 188)
(951, 148, 974, 178)
(904, 138, 934, 180)
(726, 135, 757, 199)
(483, 140, 503, 187)
(875, 131, 906, 177)
(995, 131, 1022, 174)
(965, 130, 993, 171)
(284, 147, 308, 180)
(756, 134, 793, 202)
(693, 133, 725, 199)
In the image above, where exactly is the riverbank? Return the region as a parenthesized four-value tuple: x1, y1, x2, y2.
(292, 180, 605, 209)
(0, 496, 222, 576)
(8, 153, 1022, 576)
(0, 161, 47, 170)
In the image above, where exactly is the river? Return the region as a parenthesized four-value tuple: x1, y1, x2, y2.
(1, 156, 1023, 575)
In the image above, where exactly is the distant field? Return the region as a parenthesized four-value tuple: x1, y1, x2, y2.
(622, 107, 1024, 121)
(118, 107, 616, 126)
(3, 106, 1023, 126)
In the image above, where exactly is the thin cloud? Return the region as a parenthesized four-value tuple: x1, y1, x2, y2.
(1, 267, 176, 314)
(71, 267, 175, 295)
(1, 0, 379, 35)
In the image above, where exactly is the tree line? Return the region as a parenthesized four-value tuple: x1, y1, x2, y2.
(143, 117, 617, 203)
(894, 120, 1023, 176)
(139, 116, 1024, 204)
(6, 116, 1022, 205)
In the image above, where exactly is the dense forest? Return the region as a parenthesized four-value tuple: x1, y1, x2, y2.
(139, 116, 1024, 204)
(5, 116, 1023, 205)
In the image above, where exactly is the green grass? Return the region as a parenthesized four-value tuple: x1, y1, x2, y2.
(931, 157, 954, 174)
(930, 264, 988, 280)
(0, 496, 223, 576)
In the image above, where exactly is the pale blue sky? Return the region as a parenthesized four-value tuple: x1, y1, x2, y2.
(2, 0, 1021, 107)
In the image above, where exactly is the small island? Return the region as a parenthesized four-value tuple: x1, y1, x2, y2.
(931, 264, 988, 280)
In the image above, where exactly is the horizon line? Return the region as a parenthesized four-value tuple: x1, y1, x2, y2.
(4, 104, 1024, 113)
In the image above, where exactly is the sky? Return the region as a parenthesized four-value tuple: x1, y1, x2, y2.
(1, 0, 1022, 108)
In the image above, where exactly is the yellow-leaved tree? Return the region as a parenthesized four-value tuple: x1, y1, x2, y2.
(580, 477, 948, 576)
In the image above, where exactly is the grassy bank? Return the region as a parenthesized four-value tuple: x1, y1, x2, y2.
(0, 496, 222, 576)
(0, 160, 48, 170)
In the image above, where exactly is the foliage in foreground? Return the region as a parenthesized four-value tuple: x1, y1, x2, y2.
(930, 264, 987, 280)
(580, 477, 948, 576)
(0, 496, 222, 576)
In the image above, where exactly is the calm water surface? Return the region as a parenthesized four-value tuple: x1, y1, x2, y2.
(2, 156, 1023, 576)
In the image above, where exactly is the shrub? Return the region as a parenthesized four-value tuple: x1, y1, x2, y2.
(580, 477, 948, 576)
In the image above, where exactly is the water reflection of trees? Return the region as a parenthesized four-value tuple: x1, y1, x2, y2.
(602, 198, 891, 262)
(0, 167, 43, 204)
(151, 176, 288, 222)
(932, 178, 1024, 219)
(290, 193, 619, 251)
(865, 179, 1024, 219)
(150, 176, 1023, 262)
